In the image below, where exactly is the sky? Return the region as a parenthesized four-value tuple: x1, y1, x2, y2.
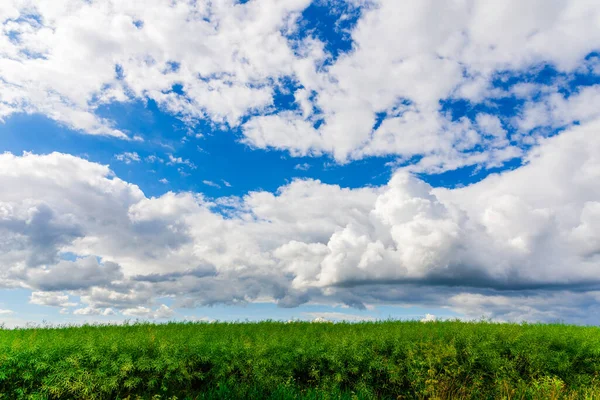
(1, 0, 600, 327)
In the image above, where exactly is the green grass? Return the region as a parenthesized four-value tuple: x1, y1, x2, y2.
(1, 320, 600, 399)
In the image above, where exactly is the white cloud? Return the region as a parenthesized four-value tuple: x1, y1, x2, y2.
(0, 0, 314, 139)
(29, 291, 77, 308)
(294, 163, 311, 171)
(146, 155, 164, 163)
(2, 1, 600, 171)
(182, 315, 216, 323)
(73, 307, 115, 316)
(242, 113, 324, 158)
(167, 154, 196, 169)
(445, 292, 600, 323)
(241, 0, 600, 168)
(26, 257, 123, 291)
(420, 313, 436, 323)
(159, 178, 169, 184)
(304, 312, 374, 322)
(114, 152, 141, 164)
(516, 85, 600, 134)
(203, 180, 221, 189)
(122, 304, 174, 319)
(1, 117, 600, 322)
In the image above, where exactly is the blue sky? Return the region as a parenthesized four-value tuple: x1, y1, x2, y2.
(2, 0, 600, 326)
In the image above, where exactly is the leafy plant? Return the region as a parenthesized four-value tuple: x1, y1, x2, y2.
(0, 320, 599, 399)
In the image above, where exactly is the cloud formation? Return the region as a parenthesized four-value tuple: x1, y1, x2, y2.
(2, 0, 600, 172)
(1, 0, 315, 138)
(1, 115, 599, 323)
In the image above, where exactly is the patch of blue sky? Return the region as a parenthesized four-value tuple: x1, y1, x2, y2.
(0, 112, 173, 199)
(286, 0, 362, 64)
(0, 293, 462, 326)
(132, 19, 144, 29)
(4, 12, 43, 47)
(7, 12, 43, 27)
(492, 63, 562, 90)
(493, 56, 600, 96)
(168, 83, 185, 96)
(269, 76, 303, 114)
(0, 101, 396, 206)
(418, 158, 524, 189)
(172, 302, 462, 323)
(4, 33, 600, 206)
(164, 61, 181, 73)
(444, 55, 600, 124)
(440, 97, 521, 126)
(6, 29, 20, 44)
(58, 252, 81, 262)
(0, 288, 71, 326)
(263, 77, 327, 131)
(114, 64, 125, 80)
(0, 285, 462, 326)
(102, 100, 305, 197)
(426, 54, 600, 187)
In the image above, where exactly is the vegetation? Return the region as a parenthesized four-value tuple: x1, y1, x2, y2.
(0, 320, 600, 399)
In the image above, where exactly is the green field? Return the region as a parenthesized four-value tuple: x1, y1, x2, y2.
(1, 320, 600, 399)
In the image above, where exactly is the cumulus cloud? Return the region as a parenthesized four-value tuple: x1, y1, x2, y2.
(73, 307, 115, 316)
(26, 257, 123, 291)
(241, 0, 600, 168)
(29, 292, 77, 308)
(420, 314, 436, 323)
(122, 304, 174, 319)
(446, 292, 600, 324)
(0, 0, 314, 139)
(0, 201, 83, 270)
(515, 85, 600, 135)
(0, 116, 599, 322)
(2, 0, 600, 172)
